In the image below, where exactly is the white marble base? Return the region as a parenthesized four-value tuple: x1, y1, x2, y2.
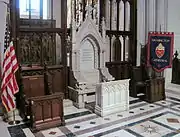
(95, 103, 128, 117)
(68, 86, 96, 109)
(95, 79, 130, 117)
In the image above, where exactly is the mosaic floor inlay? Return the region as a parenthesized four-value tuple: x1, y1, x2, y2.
(140, 124, 159, 134)
(1, 88, 180, 137)
(167, 118, 179, 123)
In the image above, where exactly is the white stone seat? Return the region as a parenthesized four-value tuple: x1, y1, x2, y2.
(68, 8, 114, 108)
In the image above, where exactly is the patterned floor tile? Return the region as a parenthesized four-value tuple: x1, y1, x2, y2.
(117, 114, 123, 117)
(74, 125, 81, 129)
(167, 118, 179, 123)
(104, 118, 110, 121)
(129, 111, 134, 114)
(4, 87, 180, 137)
(129, 121, 172, 137)
(49, 131, 57, 135)
(101, 130, 136, 137)
(41, 127, 64, 137)
(90, 121, 96, 124)
(153, 113, 180, 130)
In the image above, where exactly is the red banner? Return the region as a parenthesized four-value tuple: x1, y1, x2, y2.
(147, 32, 174, 72)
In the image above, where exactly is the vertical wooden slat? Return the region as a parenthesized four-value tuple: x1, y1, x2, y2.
(61, 0, 68, 98)
(109, 0, 113, 62)
(29, 0, 31, 21)
(42, 103, 44, 121)
(74, 0, 76, 21)
(99, 0, 106, 27)
(51, 101, 53, 119)
(92, 0, 94, 19)
(123, 0, 126, 31)
(82, 0, 86, 21)
(116, 0, 120, 31)
(40, 0, 43, 65)
(130, 0, 137, 65)
(109, 35, 112, 62)
(10, 0, 21, 108)
(11, 0, 18, 59)
(51, 0, 53, 28)
(123, 36, 125, 61)
(40, 0, 43, 19)
(110, 0, 112, 31)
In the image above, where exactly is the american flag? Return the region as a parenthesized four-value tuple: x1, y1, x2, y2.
(1, 23, 19, 112)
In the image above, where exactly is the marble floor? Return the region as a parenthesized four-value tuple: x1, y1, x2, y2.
(1, 84, 180, 137)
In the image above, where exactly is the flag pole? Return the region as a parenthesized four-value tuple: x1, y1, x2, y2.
(4, 3, 21, 126)
(8, 109, 20, 125)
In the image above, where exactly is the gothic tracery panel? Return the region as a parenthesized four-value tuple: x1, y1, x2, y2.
(106, 0, 136, 64)
(19, 32, 56, 66)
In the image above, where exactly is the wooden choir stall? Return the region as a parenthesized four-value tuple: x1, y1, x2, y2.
(19, 65, 65, 131)
(10, 0, 68, 132)
(129, 44, 166, 103)
(172, 51, 180, 84)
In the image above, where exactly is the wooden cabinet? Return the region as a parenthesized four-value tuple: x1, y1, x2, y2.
(144, 77, 165, 103)
(28, 93, 64, 132)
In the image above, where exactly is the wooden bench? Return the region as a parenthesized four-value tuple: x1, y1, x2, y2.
(19, 64, 65, 132)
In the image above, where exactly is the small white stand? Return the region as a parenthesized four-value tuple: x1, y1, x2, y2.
(95, 79, 130, 117)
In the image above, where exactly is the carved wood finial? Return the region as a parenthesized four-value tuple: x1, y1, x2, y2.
(174, 50, 178, 58)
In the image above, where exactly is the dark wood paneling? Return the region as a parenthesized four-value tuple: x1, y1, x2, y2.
(46, 65, 64, 94)
(129, 65, 148, 97)
(22, 75, 45, 98)
(144, 77, 165, 103)
(61, 0, 68, 98)
(172, 51, 180, 84)
(106, 61, 132, 80)
(29, 93, 64, 132)
(19, 64, 65, 131)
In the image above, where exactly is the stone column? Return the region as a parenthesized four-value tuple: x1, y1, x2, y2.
(137, 0, 146, 66)
(159, 0, 171, 86)
(156, 0, 168, 31)
(146, 0, 156, 40)
(145, 0, 156, 78)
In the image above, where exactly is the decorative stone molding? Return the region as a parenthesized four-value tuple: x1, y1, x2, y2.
(95, 79, 130, 117)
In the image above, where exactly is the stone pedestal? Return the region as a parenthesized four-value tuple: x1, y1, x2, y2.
(95, 79, 129, 117)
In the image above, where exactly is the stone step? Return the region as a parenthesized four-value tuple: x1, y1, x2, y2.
(63, 99, 73, 108)
(85, 102, 95, 113)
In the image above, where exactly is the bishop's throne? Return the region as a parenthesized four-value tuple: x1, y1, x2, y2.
(68, 0, 114, 108)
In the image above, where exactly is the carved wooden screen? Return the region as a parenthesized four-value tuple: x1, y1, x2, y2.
(19, 19, 56, 66)
(104, 0, 137, 65)
(10, 0, 68, 97)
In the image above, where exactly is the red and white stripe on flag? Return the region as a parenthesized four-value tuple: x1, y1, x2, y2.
(1, 41, 19, 112)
